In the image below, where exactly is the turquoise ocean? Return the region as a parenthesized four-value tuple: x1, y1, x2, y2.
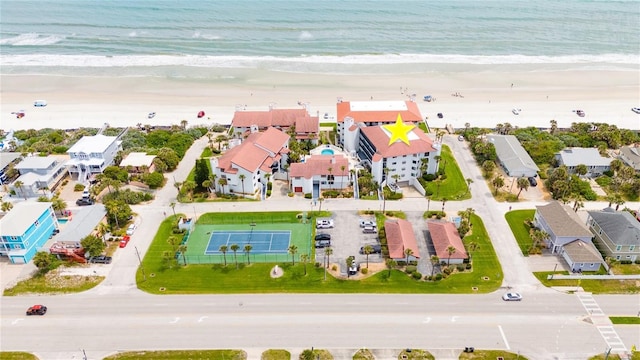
(1, 0, 639, 77)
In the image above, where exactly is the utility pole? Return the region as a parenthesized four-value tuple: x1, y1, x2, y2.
(135, 246, 146, 281)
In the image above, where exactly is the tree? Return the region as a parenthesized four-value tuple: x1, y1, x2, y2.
(363, 245, 373, 269)
(575, 164, 588, 177)
(182, 180, 196, 200)
(613, 194, 625, 211)
(215, 135, 227, 151)
(529, 229, 550, 253)
(340, 165, 347, 190)
(13, 180, 26, 200)
(549, 119, 558, 135)
(430, 255, 439, 277)
(446, 245, 456, 266)
(385, 258, 396, 276)
(465, 178, 473, 195)
(404, 248, 414, 264)
(1, 201, 13, 213)
(239, 174, 246, 195)
(144, 172, 165, 188)
(218, 177, 228, 194)
(492, 175, 505, 195)
(391, 174, 401, 191)
(194, 159, 210, 189)
(104, 199, 132, 228)
(33, 251, 54, 271)
(323, 247, 333, 281)
(482, 160, 496, 177)
(219, 245, 228, 266)
(516, 177, 530, 199)
(318, 197, 324, 212)
(288, 244, 298, 265)
(243, 244, 253, 265)
(327, 167, 333, 190)
(39, 186, 49, 197)
(230, 244, 240, 269)
(610, 159, 624, 175)
(180, 119, 188, 130)
(97, 222, 109, 243)
(51, 197, 67, 215)
(300, 253, 309, 275)
(209, 174, 217, 193)
(81, 235, 106, 258)
(169, 202, 176, 218)
(178, 244, 187, 265)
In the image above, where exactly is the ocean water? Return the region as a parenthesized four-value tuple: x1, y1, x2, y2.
(1, 0, 638, 76)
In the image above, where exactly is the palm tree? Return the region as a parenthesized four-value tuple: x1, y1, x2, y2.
(1, 201, 14, 213)
(300, 253, 309, 275)
(13, 180, 26, 200)
(97, 222, 109, 243)
(340, 165, 347, 190)
(51, 197, 67, 216)
(219, 245, 228, 266)
(575, 164, 588, 178)
(549, 119, 558, 135)
(178, 244, 188, 265)
(169, 202, 177, 218)
(363, 245, 373, 269)
(288, 244, 298, 265)
(492, 175, 505, 195)
(182, 180, 196, 201)
(38, 186, 49, 197)
(230, 244, 240, 269)
(218, 177, 228, 194)
(386, 259, 396, 276)
(243, 244, 252, 265)
(323, 247, 333, 281)
(215, 135, 227, 151)
(180, 119, 188, 130)
(516, 177, 529, 199)
(391, 174, 400, 192)
(465, 178, 473, 195)
(404, 248, 414, 264)
(613, 193, 625, 211)
(209, 174, 217, 193)
(446, 245, 456, 266)
(318, 197, 324, 212)
(430, 255, 439, 277)
(327, 166, 333, 190)
(239, 174, 246, 195)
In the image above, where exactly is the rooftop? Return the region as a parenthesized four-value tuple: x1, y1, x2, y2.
(0, 202, 53, 236)
(0, 152, 21, 170)
(15, 156, 58, 170)
(67, 134, 117, 154)
(385, 219, 420, 259)
(337, 100, 423, 124)
(120, 152, 156, 167)
(556, 147, 612, 167)
(536, 201, 592, 238)
(427, 221, 468, 260)
(562, 240, 604, 264)
(587, 210, 640, 246)
(361, 126, 437, 158)
(289, 155, 349, 178)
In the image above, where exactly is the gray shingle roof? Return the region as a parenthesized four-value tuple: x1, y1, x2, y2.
(487, 135, 539, 174)
(556, 147, 611, 167)
(587, 210, 640, 246)
(536, 200, 592, 237)
(0, 152, 21, 170)
(562, 240, 604, 263)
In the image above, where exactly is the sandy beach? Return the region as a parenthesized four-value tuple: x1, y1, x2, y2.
(1, 66, 639, 132)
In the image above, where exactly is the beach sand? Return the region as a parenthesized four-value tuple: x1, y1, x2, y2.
(1, 67, 638, 131)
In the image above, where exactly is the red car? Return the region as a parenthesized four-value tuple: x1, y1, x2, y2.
(119, 235, 131, 248)
(26, 305, 47, 315)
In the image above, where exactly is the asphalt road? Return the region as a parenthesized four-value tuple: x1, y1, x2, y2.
(2, 134, 639, 359)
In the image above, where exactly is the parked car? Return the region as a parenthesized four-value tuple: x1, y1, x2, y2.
(89, 255, 112, 264)
(527, 176, 537, 187)
(316, 219, 334, 229)
(359, 219, 376, 228)
(575, 109, 585, 117)
(437, 112, 444, 119)
(502, 292, 522, 301)
(26, 305, 47, 315)
(315, 239, 331, 248)
(458, 135, 465, 141)
(315, 233, 331, 241)
(76, 198, 95, 206)
(148, 112, 156, 119)
(126, 223, 137, 235)
(359, 244, 382, 254)
(362, 226, 377, 234)
(348, 262, 360, 275)
(119, 235, 131, 248)
(632, 107, 640, 114)
(33, 100, 47, 107)
(512, 108, 521, 115)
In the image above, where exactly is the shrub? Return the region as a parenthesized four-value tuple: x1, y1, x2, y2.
(267, 182, 273, 190)
(435, 273, 443, 281)
(412, 271, 422, 280)
(635, 259, 640, 264)
(304, 193, 312, 199)
(405, 265, 417, 274)
(602, 170, 614, 177)
(331, 265, 337, 271)
(144, 171, 165, 189)
(322, 190, 340, 198)
(423, 173, 436, 181)
(266, 190, 272, 197)
(396, 261, 407, 267)
(425, 275, 432, 281)
(443, 267, 452, 275)
(456, 264, 466, 272)
(288, 192, 294, 197)
(465, 263, 472, 270)
(620, 260, 633, 265)
(361, 268, 368, 275)
(74, 183, 85, 191)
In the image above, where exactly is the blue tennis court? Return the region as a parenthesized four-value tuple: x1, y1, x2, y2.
(205, 230, 291, 254)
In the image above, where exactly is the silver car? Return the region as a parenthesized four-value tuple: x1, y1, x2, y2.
(502, 292, 522, 301)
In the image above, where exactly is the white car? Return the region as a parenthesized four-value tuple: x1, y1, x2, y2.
(502, 292, 522, 301)
(316, 219, 334, 229)
(359, 219, 376, 228)
(632, 107, 640, 114)
(512, 108, 521, 115)
(126, 223, 137, 235)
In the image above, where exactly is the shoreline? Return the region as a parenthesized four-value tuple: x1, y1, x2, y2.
(1, 66, 639, 131)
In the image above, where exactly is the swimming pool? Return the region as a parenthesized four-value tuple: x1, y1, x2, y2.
(57, 218, 69, 224)
(321, 148, 334, 155)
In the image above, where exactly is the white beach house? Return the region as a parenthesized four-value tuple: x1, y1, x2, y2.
(66, 134, 121, 182)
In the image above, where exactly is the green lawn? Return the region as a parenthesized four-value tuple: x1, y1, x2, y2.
(504, 210, 535, 256)
(137, 212, 502, 294)
(610, 262, 640, 275)
(261, 349, 291, 360)
(610, 316, 640, 324)
(534, 272, 640, 294)
(0, 352, 39, 360)
(459, 350, 529, 360)
(103, 350, 245, 360)
(424, 145, 470, 201)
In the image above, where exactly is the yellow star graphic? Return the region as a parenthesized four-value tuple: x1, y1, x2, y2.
(383, 114, 415, 145)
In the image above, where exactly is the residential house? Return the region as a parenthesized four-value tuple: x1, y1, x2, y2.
(230, 106, 319, 144)
(555, 148, 611, 177)
(427, 221, 468, 265)
(289, 155, 350, 196)
(359, 123, 439, 186)
(0, 202, 59, 264)
(587, 209, 640, 262)
(66, 134, 121, 182)
(561, 239, 605, 272)
(119, 152, 156, 174)
(0, 152, 21, 185)
(487, 134, 539, 178)
(384, 219, 420, 261)
(337, 100, 423, 150)
(618, 144, 640, 172)
(533, 200, 593, 254)
(210, 127, 290, 196)
(11, 155, 68, 198)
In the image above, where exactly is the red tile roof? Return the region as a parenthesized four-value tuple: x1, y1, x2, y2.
(232, 108, 310, 128)
(216, 127, 288, 173)
(295, 116, 319, 134)
(427, 221, 468, 260)
(290, 155, 349, 178)
(385, 219, 420, 259)
(337, 100, 423, 123)
(361, 126, 436, 158)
